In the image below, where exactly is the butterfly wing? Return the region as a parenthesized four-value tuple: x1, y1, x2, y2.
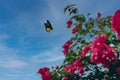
(47, 20, 53, 30)
(44, 20, 53, 32)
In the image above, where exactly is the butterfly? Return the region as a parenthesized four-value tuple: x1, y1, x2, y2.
(44, 20, 53, 32)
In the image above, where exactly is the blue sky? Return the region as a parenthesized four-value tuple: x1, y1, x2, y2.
(0, 0, 120, 80)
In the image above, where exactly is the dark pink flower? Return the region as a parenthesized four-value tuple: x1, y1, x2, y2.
(91, 34, 118, 67)
(66, 40, 73, 45)
(80, 53, 86, 59)
(63, 49, 69, 55)
(80, 45, 91, 59)
(64, 64, 76, 74)
(97, 12, 101, 18)
(92, 34, 106, 48)
(82, 45, 91, 54)
(72, 27, 80, 34)
(111, 9, 120, 39)
(64, 59, 84, 74)
(73, 59, 82, 68)
(62, 74, 67, 77)
(55, 66, 59, 70)
(62, 40, 73, 55)
(38, 67, 50, 74)
(118, 34, 120, 40)
(67, 20, 72, 28)
(38, 67, 52, 80)
(78, 67, 85, 74)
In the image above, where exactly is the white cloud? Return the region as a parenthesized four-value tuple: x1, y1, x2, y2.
(31, 47, 65, 63)
(5, 74, 21, 78)
(44, 0, 67, 24)
(0, 45, 29, 68)
(0, 58, 28, 68)
(0, 34, 10, 41)
(0, 34, 11, 46)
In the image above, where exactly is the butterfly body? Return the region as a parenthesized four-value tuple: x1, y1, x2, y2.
(44, 20, 53, 32)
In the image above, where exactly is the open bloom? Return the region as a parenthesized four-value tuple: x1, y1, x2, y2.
(80, 45, 91, 59)
(64, 59, 84, 74)
(78, 67, 85, 74)
(38, 67, 52, 80)
(62, 40, 73, 55)
(64, 64, 76, 74)
(91, 34, 118, 67)
(111, 9, 120, 39)
(73, 59, 83, 68)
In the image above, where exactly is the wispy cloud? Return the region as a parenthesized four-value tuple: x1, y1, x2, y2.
(0, 45, 29, 68)
(31, 47, 65, 63)
(0, 34, 11, 44)
(0, 58, 28, 68)
(0, 34, 10, 40)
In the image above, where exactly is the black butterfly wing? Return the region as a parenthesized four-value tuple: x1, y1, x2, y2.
(46, 20, 53, 30)
(44, 20, 53, 32)
(44, 22, 48, 28)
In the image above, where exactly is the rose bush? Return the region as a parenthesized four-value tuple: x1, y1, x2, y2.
(38, 4, 120, 80)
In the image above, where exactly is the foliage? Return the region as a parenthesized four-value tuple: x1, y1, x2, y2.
(38, 4, 120, 80)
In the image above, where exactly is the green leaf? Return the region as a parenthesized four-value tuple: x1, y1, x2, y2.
(64, 4, 76, 13)
(70, 15, 78, 21)
(70, 8, 78, 15)
(78, 15, 86, 24)
(58, 70, 70, 75)
(81, 40, 86, 44)
(111, 40, 120, 45)
(91, 30, 98, 35)
(79, 29, 88, 36)
(85, 22, 94, 30)
(87, 13, 91, 16)
(102, 18, 107, 26)
(64, 57, 70, 64)
(68, 56, 76, 64)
